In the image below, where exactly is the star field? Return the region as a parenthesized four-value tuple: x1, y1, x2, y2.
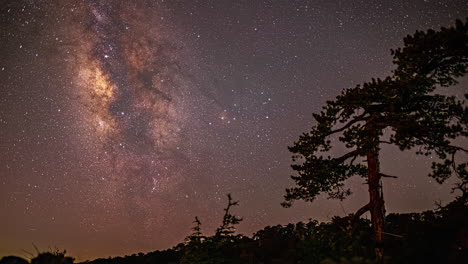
(1, 0, 467, 260)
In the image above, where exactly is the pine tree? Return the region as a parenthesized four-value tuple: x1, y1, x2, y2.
(282, 19, 468, 261)
(186, 216, 204, 243)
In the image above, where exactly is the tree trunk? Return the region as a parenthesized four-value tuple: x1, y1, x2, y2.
(367, 147, 385, 262)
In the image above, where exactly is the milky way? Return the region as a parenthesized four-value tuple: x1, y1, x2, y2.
(73, 1, 191, 201)
(66, 1, 214, 240)
(1, 0, 467, 260)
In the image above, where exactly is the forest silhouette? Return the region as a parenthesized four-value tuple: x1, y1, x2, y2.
(1, 19, 467, 264)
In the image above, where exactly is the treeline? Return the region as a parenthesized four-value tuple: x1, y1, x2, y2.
(1, 195, 466, 264)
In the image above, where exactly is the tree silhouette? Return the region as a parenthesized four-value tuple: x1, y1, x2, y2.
(31, 250, 74, 264)
(0, 256, 29, 264)
(283, 19, 467, 261)
(180, 194, 245, 264)
(186, 216, 204, 243)
(216, 193, 243, 238)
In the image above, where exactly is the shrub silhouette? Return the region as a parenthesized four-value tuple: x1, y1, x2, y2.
(31, 250, 74, 264)
(0, 256, 29, 264)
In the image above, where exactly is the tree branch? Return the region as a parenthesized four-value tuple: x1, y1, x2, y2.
(352, 202, 371, 221)
(382, 232, 404, 238)
(450, 145, 468, 153)
(334, 149, 361, 163)
(418, 137, 468, 154)
(329, 113, 368, 135)
(379, 173, 398, 179)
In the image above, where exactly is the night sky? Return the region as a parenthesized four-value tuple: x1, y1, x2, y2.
(1, 0, 467, 261)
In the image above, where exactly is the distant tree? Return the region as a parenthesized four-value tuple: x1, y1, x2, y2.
(215, 193, 243, 238)
(180, 194, 245, 264)
(185, 216, 204, 243)
(283, 19, 468, 261)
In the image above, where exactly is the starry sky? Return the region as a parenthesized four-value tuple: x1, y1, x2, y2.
(1, 0, 467, 261)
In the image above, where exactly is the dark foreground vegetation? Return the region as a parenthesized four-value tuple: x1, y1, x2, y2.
(1, 195, 467, 264)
